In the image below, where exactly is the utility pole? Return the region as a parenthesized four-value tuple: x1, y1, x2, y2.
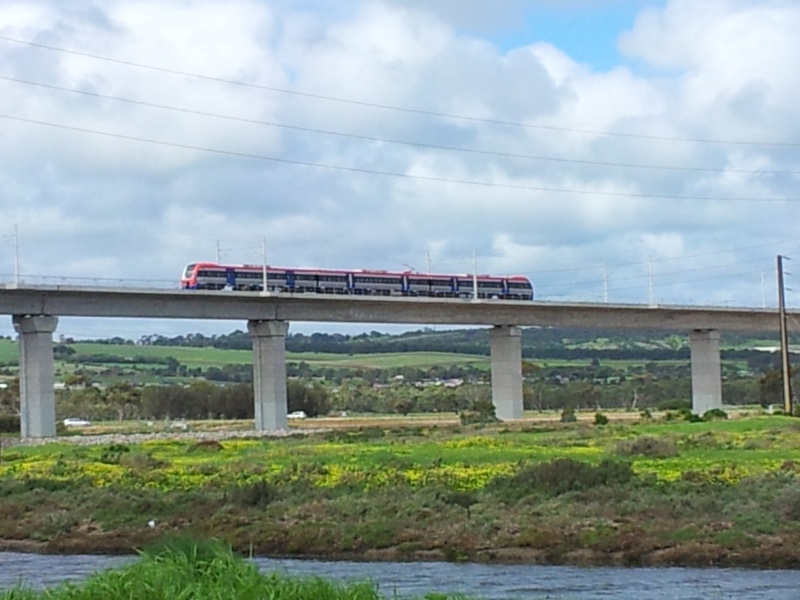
(777, 255, 793, 415)
(647, 261, 655, 307)
(602, 263, 609, 303)
(14, 223, 20, 286)
(261, 237, 268, 293)
(472, 249, 479, 301)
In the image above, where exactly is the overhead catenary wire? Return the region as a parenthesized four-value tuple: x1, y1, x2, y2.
(3, 37, 800, 307)
(2, 34, 800, 148)
(4, 113, 800, 203)
(3, 75, 799, 177)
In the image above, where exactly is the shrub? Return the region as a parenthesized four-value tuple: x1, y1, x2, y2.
(459, 398, 497, 425)
(560, 406, 577, 423)
(119, 452, 167, 471)
(230, 480, 277, 508)
(594, 412, 609, 426)
(0, 414, 20, 433)
(703, 408, 728, 421)
(443, 491, 479, 518)
(100, 443, 130, 464)
(188, 440, 224, 453)
(487, 458, 635, 502)
(658, 399, 691, 411)
(616, 436, 679, 458)
(776, 483, 800, 521)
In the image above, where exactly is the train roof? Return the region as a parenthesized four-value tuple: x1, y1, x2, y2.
(185, 262, 532, 282)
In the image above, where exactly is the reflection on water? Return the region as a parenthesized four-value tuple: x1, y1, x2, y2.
(1, 552, 799, 599)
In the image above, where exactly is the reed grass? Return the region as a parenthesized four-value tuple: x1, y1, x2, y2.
(0, 538, 473, 599)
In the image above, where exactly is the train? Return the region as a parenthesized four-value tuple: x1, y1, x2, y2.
(180, 262, 534, 300)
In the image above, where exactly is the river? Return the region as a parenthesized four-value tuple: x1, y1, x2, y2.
(1, 552, 798, 599)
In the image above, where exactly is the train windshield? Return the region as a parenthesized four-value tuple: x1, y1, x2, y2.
(183, 264, 196, 279)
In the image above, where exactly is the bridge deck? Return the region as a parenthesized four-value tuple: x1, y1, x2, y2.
(0, 284, 790, 331)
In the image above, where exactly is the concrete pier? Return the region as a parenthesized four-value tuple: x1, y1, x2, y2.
(13, 315, 58, 438)
(248, 319, 289, 431)
(689, 329, 722, 414)
(489, 325, 524, 420)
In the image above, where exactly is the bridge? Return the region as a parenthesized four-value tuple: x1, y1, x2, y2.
(0, 284, 795, 437)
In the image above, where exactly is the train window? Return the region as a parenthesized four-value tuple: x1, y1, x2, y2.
(184, 265, 196, 278)
(198, 269, 224, 277)
(508, 282, 532, 290)
(355, 276, 401, 284)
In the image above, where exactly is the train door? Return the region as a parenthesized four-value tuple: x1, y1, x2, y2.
(286, 270, 296, 291)
(225, 268, 236, 289)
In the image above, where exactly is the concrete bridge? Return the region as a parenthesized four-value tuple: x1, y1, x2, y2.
(0, 284, 795, 438)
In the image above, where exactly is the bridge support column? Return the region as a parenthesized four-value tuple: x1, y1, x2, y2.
(13, 315, 59, 438)
(689, 329, 722, 414)
(490, 325, 523, 420)
(248, 320, 289, 431)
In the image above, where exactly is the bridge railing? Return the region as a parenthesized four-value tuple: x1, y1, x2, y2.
(0, 273, 179, 289)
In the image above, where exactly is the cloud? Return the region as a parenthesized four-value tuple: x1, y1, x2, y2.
(1, 0, 799, 339)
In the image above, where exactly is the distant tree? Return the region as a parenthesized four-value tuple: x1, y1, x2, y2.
(0, 377, 20, 416)
(759, 370, 783, 408)
(103, 381, 141, 420)
(287, 380, 331, 417)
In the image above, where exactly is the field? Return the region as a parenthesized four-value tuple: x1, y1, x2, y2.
(2, 414, 800, 568)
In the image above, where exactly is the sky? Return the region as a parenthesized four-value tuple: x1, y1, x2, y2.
(2, 0, 800, 340)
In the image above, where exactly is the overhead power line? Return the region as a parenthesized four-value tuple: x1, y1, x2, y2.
(3, 75, 798, 176)
(2, 34, 800, 148)
(532, 239, 800, 275)
(4, 112, 800, 203)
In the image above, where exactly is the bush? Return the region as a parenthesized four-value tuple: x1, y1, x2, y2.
(100, 443, 130, 464)
(459, 398, 497, 425)
(594, 412, 609, 426)
(487, 458, 635, 502)
(776, 483, 800, 521)
(658, 399, 692, 411)
(616, 436, 679, 458)
(703, 408, 728, 421)
(0, 414, 20, 433)
(230, 480, 277, 508)
(560, 406, 577, 423)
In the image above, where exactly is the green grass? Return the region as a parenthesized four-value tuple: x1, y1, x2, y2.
(68, 343, 254, 366)
(3, 416, 800, 567)
(0, 538, 474, 599)
(0, 338, 17, 363)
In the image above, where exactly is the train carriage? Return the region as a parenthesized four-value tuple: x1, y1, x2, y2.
(181, 263, 534, 301)
(406, 274, 456, 297)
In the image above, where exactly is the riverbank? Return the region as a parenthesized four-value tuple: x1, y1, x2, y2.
(2, 416, 800, 569)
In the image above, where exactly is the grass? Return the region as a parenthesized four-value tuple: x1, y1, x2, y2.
(0, 538, 474, 599)
(0, 339, 17, 363)
(2, 415, 800, 568)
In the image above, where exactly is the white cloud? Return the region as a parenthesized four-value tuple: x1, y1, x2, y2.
(1, 0, 799, 338)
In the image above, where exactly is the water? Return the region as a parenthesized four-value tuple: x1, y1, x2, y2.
(1, 552, 799, 599)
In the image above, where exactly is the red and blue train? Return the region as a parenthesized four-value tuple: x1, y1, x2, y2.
(181, 262, 534, 300)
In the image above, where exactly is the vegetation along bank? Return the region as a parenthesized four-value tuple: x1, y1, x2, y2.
(0, 538, 471, 600)
(2, 414, 800, 569)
